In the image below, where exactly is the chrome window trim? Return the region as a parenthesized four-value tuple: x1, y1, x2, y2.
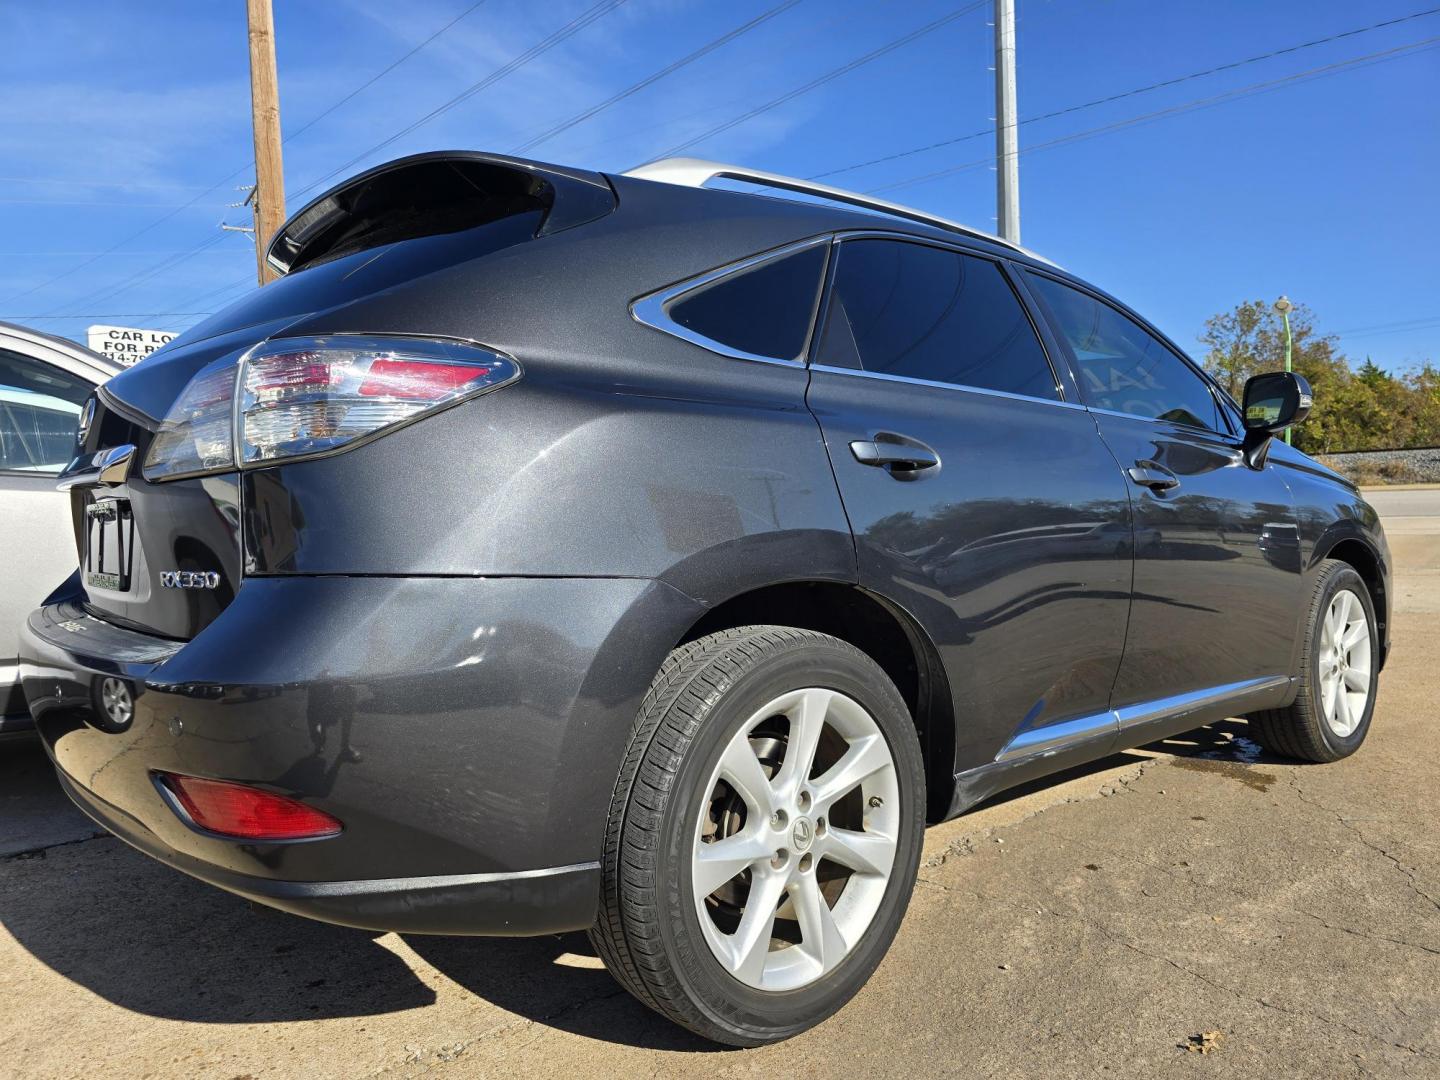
(629, 235, 832, 367)
(1085, 403, 1242, 441)
(814, 231, 1071, 403)
(809, 364, 1087, 411)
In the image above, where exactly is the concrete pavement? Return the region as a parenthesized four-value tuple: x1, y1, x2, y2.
(2, 491, 1437, 1078)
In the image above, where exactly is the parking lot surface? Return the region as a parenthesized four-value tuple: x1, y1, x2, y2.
(2, 489, 1436, 1078)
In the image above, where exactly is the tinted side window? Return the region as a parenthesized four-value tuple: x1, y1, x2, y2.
(817, 239, 1058, 400)
(0, 348, 90, 473)
(666, 244, 828, 361)
(1025, 273, 1222, 432)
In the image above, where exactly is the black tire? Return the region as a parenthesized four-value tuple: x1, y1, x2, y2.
(1249, 560, 1378, 763)
(589, 625, 925, 1047)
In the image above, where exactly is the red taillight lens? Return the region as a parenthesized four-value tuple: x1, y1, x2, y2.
(156, 772, 342, 841)
(358, 358, 490, 400)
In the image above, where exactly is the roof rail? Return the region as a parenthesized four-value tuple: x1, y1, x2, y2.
(623, 157, 1053, 264)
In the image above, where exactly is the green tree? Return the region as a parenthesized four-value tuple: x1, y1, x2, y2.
(1198, 299, 1358, 453)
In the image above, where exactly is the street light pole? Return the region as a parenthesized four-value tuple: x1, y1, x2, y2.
(1275, 295, 1294, 444)
(994, 0, 1020, 244)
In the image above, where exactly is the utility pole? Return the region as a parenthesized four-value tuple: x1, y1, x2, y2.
(993, 0, 1020, 244)
(246, 0, 285, 285)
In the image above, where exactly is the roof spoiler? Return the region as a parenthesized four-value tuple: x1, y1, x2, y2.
(265, 151, 616, 277)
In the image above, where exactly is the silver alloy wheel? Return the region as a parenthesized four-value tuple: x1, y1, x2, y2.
(99, 677, 133, 727)
(1318, 588, 1371, 737)
(691, 687, 900, 992)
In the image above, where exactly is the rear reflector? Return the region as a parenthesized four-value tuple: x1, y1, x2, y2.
(156, 772, 342, 841)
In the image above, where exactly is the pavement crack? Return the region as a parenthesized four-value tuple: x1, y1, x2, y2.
(1, 832, 110, 861)
(1288, 772, 1440, 915)
(1039, 899, 1436, 1060)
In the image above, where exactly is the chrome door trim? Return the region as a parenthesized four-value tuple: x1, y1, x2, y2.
(994, 708, 1118, 762)
(1113, 676, 1291, 731)
(994, 675, 1291, 763)
(629, 235, 832, 367)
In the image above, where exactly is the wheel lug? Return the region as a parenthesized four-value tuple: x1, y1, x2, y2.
(798, 790, 812, 813)
(799, 852, 813, 873)
(771, 809, 788, 830)
(771, 848, 789, 870)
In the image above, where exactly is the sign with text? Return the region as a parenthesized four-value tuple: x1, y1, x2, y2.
(87, 325, 177, 367)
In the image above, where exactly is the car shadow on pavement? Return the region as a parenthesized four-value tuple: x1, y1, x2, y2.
(0, 745, 706, 1044)
(0, 834, 438, 1022)
(0, 719, 1280, 1044)
(403, 934, 719, 1051)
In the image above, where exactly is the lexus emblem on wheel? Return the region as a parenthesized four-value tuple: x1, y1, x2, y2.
(159, 570, 221, 590)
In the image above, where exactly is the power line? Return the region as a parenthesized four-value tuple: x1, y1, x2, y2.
(810, 5, 1440, 180)
(1342, 320, 1440, 339)
(287, 0, 631, 205)
(283, 0, 492, 147)
(1, 311, 217, 321)
(512, 0, 804, 154)
(535, 1, 887, 160)
(1334, 315, 1440, 336)
(40, 233, 231, 320)
(866, 35, 1440, 195)
(649, 1, 989, 161)
(0, 1, 492, 309)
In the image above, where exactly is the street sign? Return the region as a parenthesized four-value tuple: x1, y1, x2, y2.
(87, 325, 176, 367)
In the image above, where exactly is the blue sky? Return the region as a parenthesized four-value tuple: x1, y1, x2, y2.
(1, 0, 1436, 369)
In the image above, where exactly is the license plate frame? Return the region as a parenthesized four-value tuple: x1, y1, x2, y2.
(84, 496, 135, 592)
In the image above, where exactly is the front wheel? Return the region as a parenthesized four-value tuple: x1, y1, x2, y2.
(1249, 559, 1379, 762)
(589, 626, 925, 1046)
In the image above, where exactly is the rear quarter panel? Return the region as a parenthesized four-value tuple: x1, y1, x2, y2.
(244, 181, 859, 598)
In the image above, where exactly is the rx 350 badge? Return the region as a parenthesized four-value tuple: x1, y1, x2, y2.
(160, 570, 221, 590)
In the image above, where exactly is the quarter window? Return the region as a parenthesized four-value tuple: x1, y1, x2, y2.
(1024, 273, 1222, 432)
(0, 348, 90, 473)
(816, 239, 1059, 400)
(663, 243, 828, 362)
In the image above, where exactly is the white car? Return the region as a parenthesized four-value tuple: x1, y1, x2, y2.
(1, 322, 120, 736)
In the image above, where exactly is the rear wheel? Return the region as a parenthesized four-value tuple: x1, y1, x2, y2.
(1249, 560, 1378, 762)
(589, 626, 925, 1046)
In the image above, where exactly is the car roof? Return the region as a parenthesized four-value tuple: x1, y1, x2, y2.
(0, 320, 123, 382)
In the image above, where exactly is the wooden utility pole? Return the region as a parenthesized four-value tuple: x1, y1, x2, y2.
(246, 0, 285, 285)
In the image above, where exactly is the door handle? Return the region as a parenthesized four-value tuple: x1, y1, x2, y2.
(850, 434, 940, 478)
(1127, 460, 1179, 492)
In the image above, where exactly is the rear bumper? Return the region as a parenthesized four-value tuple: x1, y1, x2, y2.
(20, 574, 701, 935)
(56, 768, 598, 935)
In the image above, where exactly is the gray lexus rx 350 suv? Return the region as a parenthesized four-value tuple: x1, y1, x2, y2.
(21, 151, 1389, 1046)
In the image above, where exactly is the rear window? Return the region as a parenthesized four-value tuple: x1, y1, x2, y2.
(663, 243, 828, 362)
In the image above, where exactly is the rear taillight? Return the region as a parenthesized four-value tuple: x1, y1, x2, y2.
(155, 772, 343, 841)
(141, 335, 519, 481)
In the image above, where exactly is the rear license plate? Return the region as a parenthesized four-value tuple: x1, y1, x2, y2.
(84, 497, 134, 592)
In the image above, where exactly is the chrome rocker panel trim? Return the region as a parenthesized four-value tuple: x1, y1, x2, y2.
(946, 676, 1295, 817)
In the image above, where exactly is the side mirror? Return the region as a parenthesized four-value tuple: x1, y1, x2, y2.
(1241, 371, 1312, 468)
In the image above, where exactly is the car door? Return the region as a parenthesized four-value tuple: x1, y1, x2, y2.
(0, 343, 100, 724)
(1022, 271, 1301, 727)
(805, 235, 1134, 771)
